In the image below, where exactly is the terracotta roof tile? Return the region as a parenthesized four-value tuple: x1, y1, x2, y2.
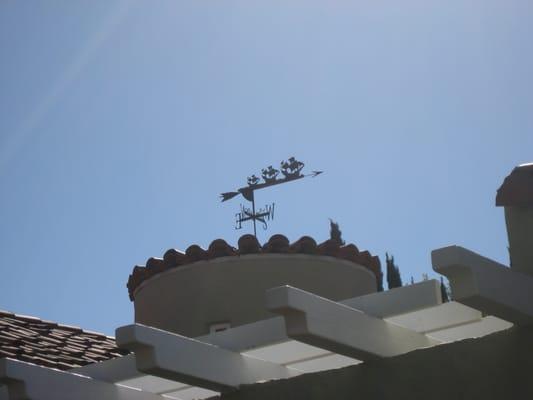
(0, 311, 129, 371)
(127, 234, 383, 300)
(237, 234, 261, 254)
(289, 236, 318, 255)
(185, 244, 209, 262)
(263, 234, 290, 253)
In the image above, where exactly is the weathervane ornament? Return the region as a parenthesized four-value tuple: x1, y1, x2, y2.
(220, 157, 323, 237)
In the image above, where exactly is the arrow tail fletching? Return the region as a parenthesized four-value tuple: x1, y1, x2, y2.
(220, 192, 240, 202)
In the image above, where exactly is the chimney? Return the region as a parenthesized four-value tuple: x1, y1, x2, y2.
(496, 163, 533, 276)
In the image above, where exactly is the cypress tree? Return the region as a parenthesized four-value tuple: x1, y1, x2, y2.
(440, 277, 450, 302)
(386, 253, 403, 289)
(329, 219, 345, 246)
(327, 220, 384, 292)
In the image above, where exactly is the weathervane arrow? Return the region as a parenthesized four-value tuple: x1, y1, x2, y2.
(220, 157, 323, 237)
(220, 166, 323, 203)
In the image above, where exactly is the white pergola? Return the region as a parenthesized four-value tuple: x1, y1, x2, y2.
(2, 245, 531, 400)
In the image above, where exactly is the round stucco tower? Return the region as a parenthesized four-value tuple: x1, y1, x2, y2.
(127, 235, 381, 337)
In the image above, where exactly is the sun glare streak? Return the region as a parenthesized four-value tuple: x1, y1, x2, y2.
(0, 1, 132, 177)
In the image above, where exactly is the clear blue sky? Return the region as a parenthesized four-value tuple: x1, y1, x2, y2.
(1, 1, 532, 335)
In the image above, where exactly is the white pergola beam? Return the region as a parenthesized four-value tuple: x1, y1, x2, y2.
(343, 280, 442, 317)
(75, 354, 140, 383)
(116, 324, 298, 392)
(432, 245, 533, 325)
(71, 280, 448, 394)
(0, 358, 165, 400)
(385, 301, 483, 334)
(266, 286, 439, 361)
(426, 316, 513, 342)
(75, 355, 191, 395)
(198, 316, 288, 352)
(75, 281, 442, 387)
(200, 279, 442, 352)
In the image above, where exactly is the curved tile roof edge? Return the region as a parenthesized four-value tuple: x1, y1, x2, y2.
(127, 234, 383, 301)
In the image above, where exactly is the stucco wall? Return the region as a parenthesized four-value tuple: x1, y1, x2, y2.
(215, 326, 533, 400)
(134, 254, 377, 337)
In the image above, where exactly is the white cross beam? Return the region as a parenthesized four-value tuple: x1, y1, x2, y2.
(80, 280, 498, 395)
(0, 358, 166, 400)
(200, 279, 442, 352)
(266, 285, 439, 360)
(342, 279, 442, 317)
(79, 280, 444, 394)
(432, 245, 533, 325)
(115, 324, 298, 392)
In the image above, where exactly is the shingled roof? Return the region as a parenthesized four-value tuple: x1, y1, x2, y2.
(127, 234, 383, 301)
(0, 310, 129, 371)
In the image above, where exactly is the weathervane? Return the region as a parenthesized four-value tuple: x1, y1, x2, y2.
(220, 157, 323, 237)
